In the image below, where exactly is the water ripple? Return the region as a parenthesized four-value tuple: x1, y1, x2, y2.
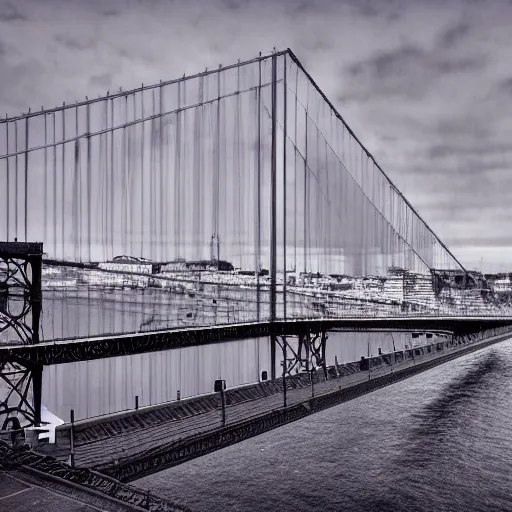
(137, 339, 512, 512)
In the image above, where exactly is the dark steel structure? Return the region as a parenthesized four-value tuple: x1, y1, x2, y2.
(0, 241, 43, 429)
(1, 316, 512, 366)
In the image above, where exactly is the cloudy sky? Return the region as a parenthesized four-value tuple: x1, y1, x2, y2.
(1, 0, 512, 272)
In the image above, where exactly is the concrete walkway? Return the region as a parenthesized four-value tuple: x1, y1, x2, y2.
(0, 470, 139, 512)
(68, 351, 439, 469)
(31, 332, 511, 474)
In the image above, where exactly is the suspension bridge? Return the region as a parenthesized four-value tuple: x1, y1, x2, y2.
(1, 49, 512, 489)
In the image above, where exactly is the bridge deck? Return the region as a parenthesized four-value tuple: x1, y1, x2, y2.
(3, 316, 512, 365)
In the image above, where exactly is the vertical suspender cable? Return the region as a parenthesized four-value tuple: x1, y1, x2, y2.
(149, 92, 155, 259)
(315, 110, 321, 274)
(159, 82, 164, 261)
(270, 53, 277, 324)
(350, 137, 355, 275)
(193, 77, 200, 258)
(215, 66, 221, 264)
(140, 86, 145, 258)
(304, 97, 308, 274)
(14, 121, 18, 240)
(235, 60, 242, 268)
(183, 80, 188, 262)
(175, 80, 181, 260)
(43, 115, 47, 245)
(52, 115, 56, 257)
(325, 125, 330, 276)
(197, 76, 204, 259)
(61, 105, 65, 258)
(129, 94, 135, 257)
(24, 115, 29, 242)
(293, 66, 299, 275)
(121, 97, 127, 255)
(86, 102, 92, 334)
(73, 105, 79, 262)
(6, 118, 9, 241)
(104, 98, 109, 261)
(283, 53, 287, 320)
(79, 106, 84, 260)
(87, 102, 92, 262)
(110, 99, 114, 259)
(256, 56, 262, 322)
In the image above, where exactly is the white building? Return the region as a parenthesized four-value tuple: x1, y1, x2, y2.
(494, 279, 512, 293)
(98, 256, 153, 275)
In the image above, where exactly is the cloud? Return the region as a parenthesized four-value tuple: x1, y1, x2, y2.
(440, 22, 472, 47)
(345, 43, 486, 102)
(0, 1, 27, 22)
(54, 34, 97, 52)
(446, 236, 512, 249)
(89, 73, 113, 90)
(498, 77, 512, 96)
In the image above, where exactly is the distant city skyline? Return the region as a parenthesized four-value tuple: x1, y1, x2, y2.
(1, 0, 512, 272)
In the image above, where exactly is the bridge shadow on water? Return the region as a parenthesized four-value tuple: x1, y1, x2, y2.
(403, 350, 508, 452)
(362, 346, 512, 512)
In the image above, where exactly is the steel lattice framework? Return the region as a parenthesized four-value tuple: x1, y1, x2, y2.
(0, 242, 43, 430)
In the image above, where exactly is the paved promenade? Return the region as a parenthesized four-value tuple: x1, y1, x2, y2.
(42, 342, 468, 469)
(0, 470, 138, 511)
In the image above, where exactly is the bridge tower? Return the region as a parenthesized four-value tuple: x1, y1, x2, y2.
(0, 241, 43, 436)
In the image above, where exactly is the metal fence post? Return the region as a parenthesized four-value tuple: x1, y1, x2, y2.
(221, 387, 226, 427)
(215, 379, 226, 427)
(70, 409, 75, 468)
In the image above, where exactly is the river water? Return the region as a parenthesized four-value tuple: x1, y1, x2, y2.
(136, 337, 512, 512)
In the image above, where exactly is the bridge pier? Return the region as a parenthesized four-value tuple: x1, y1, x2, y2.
(276, 329, 329, 380)
(0, 242, 43, 433)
